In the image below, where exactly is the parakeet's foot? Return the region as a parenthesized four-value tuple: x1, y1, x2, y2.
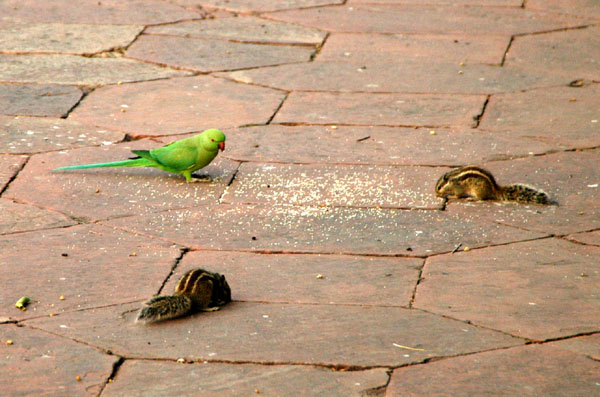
(199, 306, 221, 312)
(186, 177, 212, 183)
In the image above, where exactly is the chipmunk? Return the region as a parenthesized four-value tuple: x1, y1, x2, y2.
(435, 166, 552, 205)
(136, 268, 231, 324)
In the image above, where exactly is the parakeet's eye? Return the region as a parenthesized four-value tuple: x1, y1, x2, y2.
(211, 138, 215, 142)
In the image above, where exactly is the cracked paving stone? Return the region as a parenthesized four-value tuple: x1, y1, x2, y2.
(168, 251, 422, 306)
(319, 33, 510, 65)
(126, 35, 314, 73)
(0, 116, 124, 154)
(445, 151, 600, 235)
(0, 324, 118, 396)
(267, 4, 594, 34)
(4, 142, 238, 221)
(102, 204, 546, 256)
(388, 344, 600, 396)
(567, 230, 600, 246)
(505, 26, 600, 82)
(0, 224, 181, 320)
(0, 198, 75, 235)
(0, 54, 189, 85)
(220, 61, 566, 94)
(415, 238, 600, 341)
(0, 154, 26, 190)
(145, 16, 326, 44)
(103, 361, 388, 396)
(27, 302, 523, 367)
(0, 0, 200, 25)
(170, 0, 343, 13)
(0, 23, 143, 54)
(550, 334, 600, 361)
(224, 125, 564, 166)
(480, 85, 600, 148)
(349, 0, 522, 3)
(526, 0, 600, 16)
(69, 76, 286, 136)
(0, 84, 83, 117)
(270, 92, 485, 127)
(222, 163, 444, 209)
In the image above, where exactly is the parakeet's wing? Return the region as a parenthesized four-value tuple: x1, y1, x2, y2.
(144, 142, 200, 171)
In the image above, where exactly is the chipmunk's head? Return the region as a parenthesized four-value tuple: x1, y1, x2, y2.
(212, 273, 231, 306)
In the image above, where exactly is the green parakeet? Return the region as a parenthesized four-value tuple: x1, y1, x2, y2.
(53, 129, 226, 183)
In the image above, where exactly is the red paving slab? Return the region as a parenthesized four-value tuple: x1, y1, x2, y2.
(0, 0, 200, 24)
(527, 0, 600, 16)
(0, 116, 124, 154)
(0, 154, 26, 190)
(0, 324, 118, 396)
(415, 238, 600, 341)
(223, 162, 444, 209)
(126, 34, 315, 73)
(318, 33, 510, 65)
(567, 230, 600, 246)
(69, 76, 286, 136)
(506, 26, 600, 81)
(27, 301, 522, 367)
(5, 143, 238, 221)
(350, 0, 521, 3)
(387, 344, 600, 396)
(550, 334, 600, 361)
(222, 62, 567, 94)
(174, 0, 344, 13)
(0, 54, 189, 85)
(0, 198, 75, 235)
(103, 204, 546, 256)
(480, 85, 600, 148)
(145, 16, 326, 44)
(0, 224, 181, 321)
(266, 5, 594, 34)
(224, 125, 564, 166)
(168, 251, 422, 306)
(0, 84, 83, 118)
(103, 360, 389, 396)
(0, 23, 143, 54)
(271, 92, 486, 127)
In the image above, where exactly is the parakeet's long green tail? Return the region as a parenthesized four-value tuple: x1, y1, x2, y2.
(53, 158, 154, 171)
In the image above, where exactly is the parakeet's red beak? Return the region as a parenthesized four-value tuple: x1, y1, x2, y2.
(218, 141, 225, 151)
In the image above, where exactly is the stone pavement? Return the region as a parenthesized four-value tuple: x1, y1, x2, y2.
(0, 1, 599, 395)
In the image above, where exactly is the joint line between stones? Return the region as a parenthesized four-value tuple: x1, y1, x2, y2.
(62, 87, 95, 119)
(266, 92, 289, 125)
(218, 161, 242, 203)
(157, 247, 191, 295)
(98, 357, 125, 396)
(0, 156, 30, 197)
(408, 258, 427, 308)
(472, 94, 490, 128)
(500, 36, 514, 66)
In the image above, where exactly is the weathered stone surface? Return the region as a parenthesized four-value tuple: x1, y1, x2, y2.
(267, 5, 593, 34)
(415, 238, 600, 340)
(319, 33, 510, 65)
(170, 0, 343, 12)
(0, 23, 143, 54)
(146, 16, 326, 44)
(103, 204, 546, 256)
(0, 154, 26, 190)
(0, 116, 124, 154)
(0, 198, 75, 235)
(0, 0, 199, 25)
(168, 251, 422, 306)
(5, 143, 238, 221)
(0, 54, 189, 85)
(222, 163, 444, 209)
(103, 361, 389, 396)
(351, 0, 521, 3)
(126, 35, 314, 72)
(0, 324, 117, 396)
(0, 224, 181, 320)
(445, 151, 600, 235)
(526, 0, 600, 16)
(388, 344, 600, 396)
(0, 84, 83, 117)
(550, 334, 600, 361)
(27, 302, 522, 367)
(506, 26, 600, 81)
(221, 61, 566, 94)
(567, 230, 600, 246)
(272, 92, 485, 127)
(480, 84, 600, 148)
(224, 126, 564, 166)
(70, 76, 286, 135)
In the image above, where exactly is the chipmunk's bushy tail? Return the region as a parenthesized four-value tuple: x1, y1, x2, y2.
(502, 184, 553, 205)
(136, 294, 192, 324)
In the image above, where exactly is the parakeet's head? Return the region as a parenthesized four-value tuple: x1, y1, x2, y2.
(201, 129, 226, 152)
